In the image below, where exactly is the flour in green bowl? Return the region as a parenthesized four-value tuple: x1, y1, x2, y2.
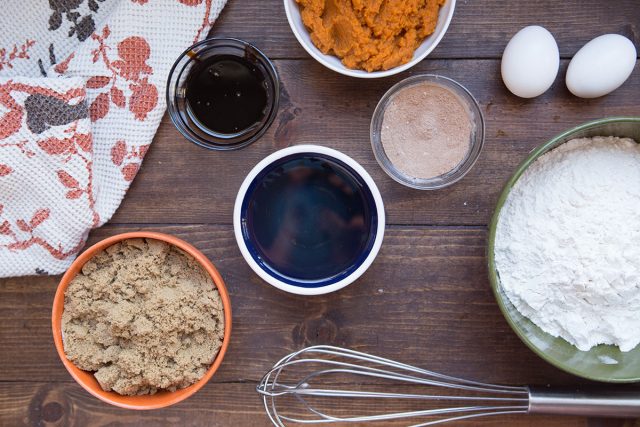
(495, 136, 640, 352)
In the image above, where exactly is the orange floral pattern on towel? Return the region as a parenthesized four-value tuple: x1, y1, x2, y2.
(88, 27, 158, 122)
(0, 0, 227, 277)
(0, 77, 93, 270)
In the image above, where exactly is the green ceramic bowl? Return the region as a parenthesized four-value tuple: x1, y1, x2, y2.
(488, 117, 640, 383)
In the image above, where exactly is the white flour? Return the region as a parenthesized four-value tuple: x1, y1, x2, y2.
(495, 136, 640, 352)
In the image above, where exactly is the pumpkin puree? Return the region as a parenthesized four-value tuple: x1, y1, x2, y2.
(296, 0, 446, 72)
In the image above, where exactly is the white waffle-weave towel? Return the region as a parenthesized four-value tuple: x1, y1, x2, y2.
(0, 0, 227, 277)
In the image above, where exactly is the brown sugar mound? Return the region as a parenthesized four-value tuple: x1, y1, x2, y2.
(296, 0, 446, 72)
(62, 238, 225, 396)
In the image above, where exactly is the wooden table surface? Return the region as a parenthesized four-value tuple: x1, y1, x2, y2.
(1, 1, 640, 426)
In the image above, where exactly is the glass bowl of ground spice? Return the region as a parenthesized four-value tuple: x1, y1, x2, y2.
(370, 74, 485, 189)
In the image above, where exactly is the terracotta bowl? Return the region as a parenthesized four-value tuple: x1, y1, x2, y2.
(52, 231, 232, 410)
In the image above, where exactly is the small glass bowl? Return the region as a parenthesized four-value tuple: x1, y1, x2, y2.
(166, 38, 280, 151)
(370, 74, 485, 190)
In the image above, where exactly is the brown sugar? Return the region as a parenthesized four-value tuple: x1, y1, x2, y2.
(380, 82, 472, 179)
(62, 238, 225, 396)
(296, 0, 445, 72)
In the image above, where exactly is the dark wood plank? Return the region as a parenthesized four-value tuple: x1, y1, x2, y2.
(111, 58, 640, 226)
(3, 2, 640, 426)
(211, 0, 640, 60)
(4, 381, 631, 427)
(0, 224, 611, 386)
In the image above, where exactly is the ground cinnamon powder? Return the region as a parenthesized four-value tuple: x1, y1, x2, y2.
(62, 238, 225, 396)
(380, 83, 472, 179)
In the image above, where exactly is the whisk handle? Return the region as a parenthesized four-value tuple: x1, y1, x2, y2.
(528, 386, 640, 418)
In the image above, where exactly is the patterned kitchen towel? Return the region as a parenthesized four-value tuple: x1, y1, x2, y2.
(0, 0, 227, 277)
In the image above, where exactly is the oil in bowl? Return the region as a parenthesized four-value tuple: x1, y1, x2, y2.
(244, 155, 374, 281)
(234, 145, 385, 295)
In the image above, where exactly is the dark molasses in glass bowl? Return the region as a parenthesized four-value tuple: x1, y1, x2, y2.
(167, 38, 280, 150)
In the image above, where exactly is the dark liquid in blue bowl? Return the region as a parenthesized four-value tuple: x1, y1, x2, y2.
(242, 154, 377, 286)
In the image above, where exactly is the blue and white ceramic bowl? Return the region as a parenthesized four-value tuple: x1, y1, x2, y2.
(233, 145, 385, 295)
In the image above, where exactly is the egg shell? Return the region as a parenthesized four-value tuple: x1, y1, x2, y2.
(566, 34, 637, 98)
(501, 26, 560, 98)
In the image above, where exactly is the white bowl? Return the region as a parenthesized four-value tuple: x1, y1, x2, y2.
(283, 0, 457, 78)
(233, 145, 385, 295)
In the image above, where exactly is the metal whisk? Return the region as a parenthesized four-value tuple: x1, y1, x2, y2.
(257, 345, 640, 426)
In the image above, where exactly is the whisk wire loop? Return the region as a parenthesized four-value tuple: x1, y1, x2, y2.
(257, 346, 530, 426)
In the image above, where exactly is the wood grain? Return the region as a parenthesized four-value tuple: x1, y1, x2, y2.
(211, 0, 640, 60)
(1, 225, 638, 427)
(0, 225, 615, 385)
(2, 1, 640, 426)
(111, 58, 640, 226)
(5, 381, 635, 427)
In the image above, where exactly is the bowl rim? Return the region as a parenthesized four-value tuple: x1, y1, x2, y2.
(370, 74, 485, 190)
(283, 0, 457, 78)
(52, 231, 232, 409)
(487, 116, 640, 383)
(233, 144, 386, 295)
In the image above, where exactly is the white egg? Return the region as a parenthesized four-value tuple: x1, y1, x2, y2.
(566, 34, 637, 98)
(501, 26, 560, 98)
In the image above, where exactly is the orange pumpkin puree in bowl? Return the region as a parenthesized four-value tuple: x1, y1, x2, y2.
(296, 0, 446, 72)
